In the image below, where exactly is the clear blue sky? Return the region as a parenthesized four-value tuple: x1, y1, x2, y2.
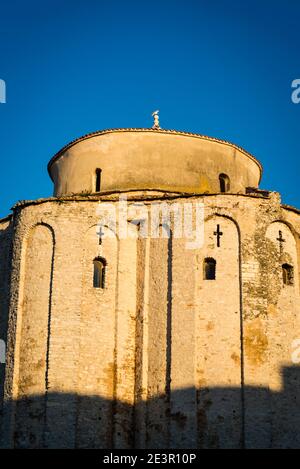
(0, 0, 299, 218)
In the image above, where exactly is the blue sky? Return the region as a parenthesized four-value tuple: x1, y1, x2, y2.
(0, 0, 299, 218)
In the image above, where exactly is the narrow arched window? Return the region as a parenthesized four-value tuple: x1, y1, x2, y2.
(204, 258, 216, 280)
(93, 257, 106, 289)
(95, 168, 102, 192)
(219, 173, 230, 193)
(282, 263, 293, 286)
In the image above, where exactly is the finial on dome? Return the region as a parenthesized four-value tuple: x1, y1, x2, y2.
(152, 110, 160, 129)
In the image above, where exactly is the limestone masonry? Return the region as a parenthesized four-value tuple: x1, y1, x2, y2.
(0, 128, 300, 448)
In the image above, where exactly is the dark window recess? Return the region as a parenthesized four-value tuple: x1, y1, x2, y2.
(219, 173, 230, 193)
(93, 257, 106, 288)
(204, 258, 216, 280)
(95, 169, 102, 192)
(282, 264, 294, 286)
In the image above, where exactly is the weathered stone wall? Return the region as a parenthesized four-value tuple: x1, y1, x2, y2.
(1, 191, 300, 448)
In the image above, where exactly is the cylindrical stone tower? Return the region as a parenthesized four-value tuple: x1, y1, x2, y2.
(0, 128, 300, 449)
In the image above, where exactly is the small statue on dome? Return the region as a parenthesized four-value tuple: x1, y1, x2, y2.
(152, 110, 160, 129)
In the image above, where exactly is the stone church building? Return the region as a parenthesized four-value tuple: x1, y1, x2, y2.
(0, 127, 300, 448)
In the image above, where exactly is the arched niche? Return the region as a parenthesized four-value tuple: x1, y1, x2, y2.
(265, 221, 300, 446)
(14, 223, 55, 448)
(76, 224, 118, 449)
(196, 214, 242, 448)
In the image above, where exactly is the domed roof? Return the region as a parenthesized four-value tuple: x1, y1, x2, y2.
(48, 128, 262, 197)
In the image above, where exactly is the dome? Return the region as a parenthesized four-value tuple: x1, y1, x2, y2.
(48, 128, 262, 196)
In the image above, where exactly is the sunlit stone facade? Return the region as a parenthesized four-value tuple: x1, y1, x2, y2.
(0, 129, 300, 448)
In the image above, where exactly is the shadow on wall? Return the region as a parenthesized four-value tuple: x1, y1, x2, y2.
(0, 366, 300, 449)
